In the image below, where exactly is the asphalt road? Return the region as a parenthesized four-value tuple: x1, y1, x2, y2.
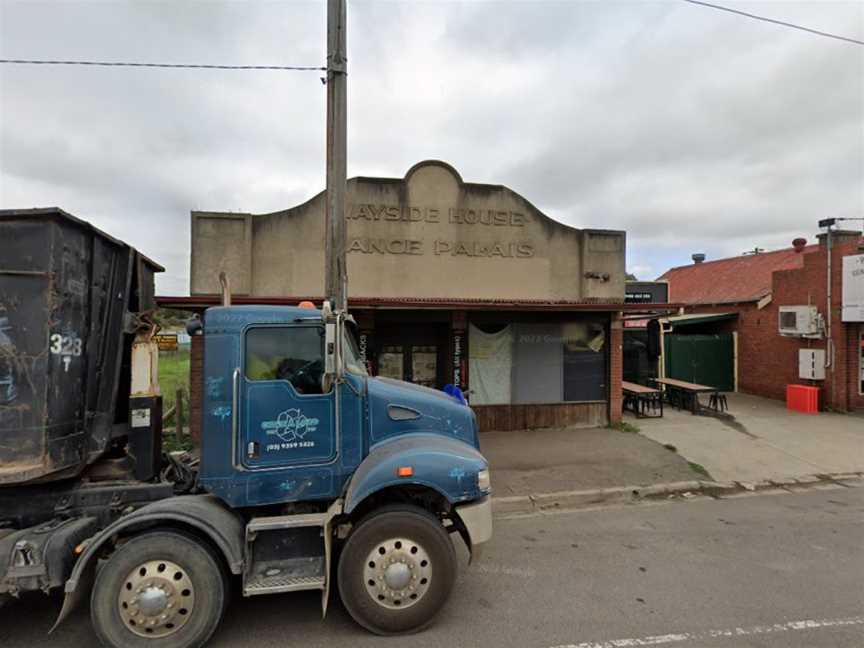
(2, 485, 862, 648)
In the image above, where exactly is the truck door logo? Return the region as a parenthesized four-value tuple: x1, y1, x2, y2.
(261, 408, 319, 451)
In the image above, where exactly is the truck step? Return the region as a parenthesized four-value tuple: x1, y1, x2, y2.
(246, 513, 328, 533)
(243, 557, 326, 596)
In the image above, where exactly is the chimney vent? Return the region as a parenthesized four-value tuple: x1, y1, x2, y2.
(692, 253, 706, 264)
(792, 238, 807, 253)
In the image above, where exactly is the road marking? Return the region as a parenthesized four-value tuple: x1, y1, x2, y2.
(549, 615, 864, 648)
(473, 563, 536, 578)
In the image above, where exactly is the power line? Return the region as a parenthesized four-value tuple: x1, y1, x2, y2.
(0, 58, 326, 71)
(682, 0, 864, 46)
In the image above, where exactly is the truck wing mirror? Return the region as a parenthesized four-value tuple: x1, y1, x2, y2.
(325, 321, 337, 376)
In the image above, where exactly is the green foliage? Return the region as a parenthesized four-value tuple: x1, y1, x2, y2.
(153, 308, 193, 330)
(160, 349, 190, 427)
(688, 461, 711, 478)
(163, 432, 194, 453)
(608, 420, 640, 434)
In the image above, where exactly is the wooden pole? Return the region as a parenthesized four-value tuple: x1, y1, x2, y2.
(325, 0, 348, 312)
(175, 388, 184, 437)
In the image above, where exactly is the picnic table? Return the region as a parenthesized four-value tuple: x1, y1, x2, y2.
(653, 377, 726, 415)
(622, 381, 663, 418)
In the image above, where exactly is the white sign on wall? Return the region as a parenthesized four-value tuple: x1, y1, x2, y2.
(842, 254, 864, 322)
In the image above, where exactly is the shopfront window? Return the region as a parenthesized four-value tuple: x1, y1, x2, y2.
(562, 321, 607, 401)
(468, 318, 607, 405)
(377, 345, 404, 381)
(411, 345, 438, 388)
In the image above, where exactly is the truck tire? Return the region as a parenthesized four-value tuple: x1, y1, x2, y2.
(90, 530, 226, 648)
(338, 504, 457, 635)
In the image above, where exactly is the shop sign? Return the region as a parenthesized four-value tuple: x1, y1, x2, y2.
(154, 334, 178, 351)
(346, 203, 536, 259)
(625, 281, 668, 304)
(452, 330, 466, 391)
(624, 318, 651, 329)
(842, 254, 864, 322)
(358, 330, 375, 375)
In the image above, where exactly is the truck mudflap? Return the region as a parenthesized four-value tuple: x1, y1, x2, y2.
(0, 517, 99, 595)
(454, 495, 493, 561)
(51, 494, 244, 633)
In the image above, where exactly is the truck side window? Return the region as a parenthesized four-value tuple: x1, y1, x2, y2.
(245, 327, 325, 395)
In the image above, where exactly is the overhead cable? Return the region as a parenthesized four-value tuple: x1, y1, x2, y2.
(682, 0, 864, 46)
(0, 59, 327, 71)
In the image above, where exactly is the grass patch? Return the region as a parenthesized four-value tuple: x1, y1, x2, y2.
(160, 349, 190, 427)
(163, 432, 194, 453)
(608, 420, 640, 434)
(688, 461, 711, 478)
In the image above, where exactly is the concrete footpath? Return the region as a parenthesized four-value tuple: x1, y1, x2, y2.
(481, 425, 701, 495)
(482, 392, 864, 517)
(481, 425, 710, 516)
(637, 392, 864, 483)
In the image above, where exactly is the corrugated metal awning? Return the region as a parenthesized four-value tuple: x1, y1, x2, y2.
(157, 294, 681, 313)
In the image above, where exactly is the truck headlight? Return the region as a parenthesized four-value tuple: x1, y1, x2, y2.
(477, 468, 491, 493)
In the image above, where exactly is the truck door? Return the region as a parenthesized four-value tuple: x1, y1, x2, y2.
(240, 325, 336, 469)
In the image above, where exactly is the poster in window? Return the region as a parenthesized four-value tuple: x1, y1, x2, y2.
(411, 345, 437, 387)
(468, 324, 513, 404)
(377, 346, 404, 381)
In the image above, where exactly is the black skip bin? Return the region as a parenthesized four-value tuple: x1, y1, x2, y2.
(0, 208, 162, 485)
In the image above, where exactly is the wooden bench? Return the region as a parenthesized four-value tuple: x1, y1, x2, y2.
(622, 381, 663, 418)
(653, 377, 724, 415)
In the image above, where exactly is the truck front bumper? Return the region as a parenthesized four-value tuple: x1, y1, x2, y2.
(455, 495, 492, 559)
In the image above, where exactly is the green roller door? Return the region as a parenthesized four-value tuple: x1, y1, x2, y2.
(664, 333, 734, 392)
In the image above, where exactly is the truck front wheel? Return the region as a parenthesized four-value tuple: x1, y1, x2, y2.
(337, 505, 457, 635)
(90, 531, 226, 648)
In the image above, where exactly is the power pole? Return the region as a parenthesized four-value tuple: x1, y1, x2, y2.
(325, 0, 348, 312)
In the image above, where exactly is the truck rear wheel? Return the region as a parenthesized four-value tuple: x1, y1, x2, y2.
(90, 531, 226, 648)
(337, 505, 457, 635)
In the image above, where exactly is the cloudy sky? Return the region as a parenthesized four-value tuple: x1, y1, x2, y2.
(1, 0, 862, 295)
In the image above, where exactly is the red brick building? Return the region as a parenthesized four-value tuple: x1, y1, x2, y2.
(660, 231, 864, 412)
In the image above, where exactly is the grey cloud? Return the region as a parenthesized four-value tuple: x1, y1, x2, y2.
(1, 1, 862, 294)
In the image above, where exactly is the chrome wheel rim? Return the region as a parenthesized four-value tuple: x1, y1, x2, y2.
(118, 559, 195, 638)
(363, 537, 432, 610)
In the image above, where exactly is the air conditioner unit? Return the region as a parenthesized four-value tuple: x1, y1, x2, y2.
(779, 306, 823, 338)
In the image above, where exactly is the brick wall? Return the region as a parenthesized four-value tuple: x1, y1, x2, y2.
(609, 312, 623, 424)
(846, 323, 864, 409)
(773, 233, 862, 412)
(683, 234, 863, 411)
(189, 333, 204, 442)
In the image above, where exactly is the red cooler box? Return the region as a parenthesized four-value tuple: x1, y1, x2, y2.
(786, 384, 820, 414)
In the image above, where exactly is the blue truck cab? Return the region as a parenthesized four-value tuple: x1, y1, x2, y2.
(198, 304, 491, 518)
